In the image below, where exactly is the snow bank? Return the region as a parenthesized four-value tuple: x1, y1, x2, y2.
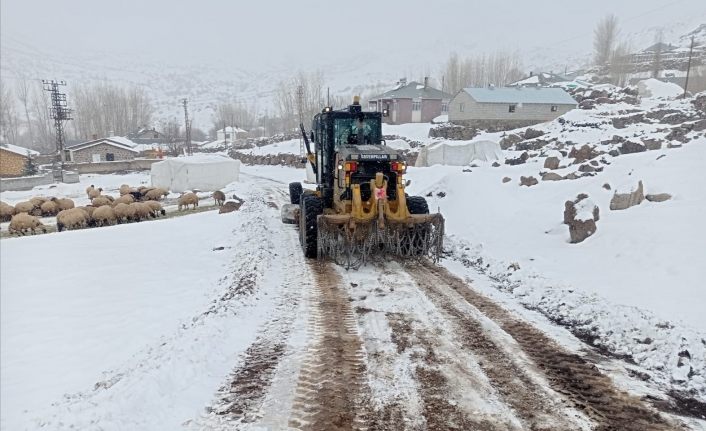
(638, 78, 683, 99)
(150, 155, 240, 192)
(415, 139, 503, 167)
(243, 139, 302, 156)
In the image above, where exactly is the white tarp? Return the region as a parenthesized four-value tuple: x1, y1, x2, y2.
(415, 140, 504, 167)
(150, 155, 240, 192)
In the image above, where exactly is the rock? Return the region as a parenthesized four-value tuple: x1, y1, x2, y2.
(665, 126, 691, 143)
(519, 176, 538, 187)
(564, 194, 599, 243)
(646, 193, 672, 202)
(578, 164, 595, 172)
(505, 151, 529, 166)
(565, 172, 580, 180)
(610, 180, 644, 210)
(502, 177, 511, 183)
(569, 144, 599, 163)
(662, 112, 690, 125)
(500, 133, 523, 150)
(692, 119, 706, 132)
(602, 183, 611, 190)
(619, 141, 646, 155)
(516, 139, 549, 151)
(643, 139, 663, 151)
(544, 156, 560, 170)
(523, 128, 545, 139)
(492, 162, 501, 167)
(579, 99, 596, 110)
(542, 172, 563, 181)
(667, 142, 683, 149)
(608, 149, 620, 157)
(692, 94, 706, 113)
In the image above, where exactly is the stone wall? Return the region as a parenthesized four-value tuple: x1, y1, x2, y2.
(0, 170, 79, 192)
(0, 148, 27, 177)
(70, 143, 136, 163)
(64, 158, 159, 174)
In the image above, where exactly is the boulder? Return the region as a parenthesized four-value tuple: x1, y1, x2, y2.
(564, 172, 580, 180)
(523, 128, 545, 139)
(619, 141, 646, 154)
(578, 164, 595, 173)
(492, 161, 501, 167)
(610, 180, 644, 210)
(502, 177, 512, 183)
(505, 151, 529, 166)
(692, 119, 706, 132)
(542, 172, 563, 181)
(500, 133, 523, 150)
(579, 99, 596, 110)
(519, 176, 538, 187)
(643, 139, 663, 151)
(544, 156, 560, 170)
(602, 183, 611, 190)
(569, 144, 599, 163)
(646, 193, 672, 202)
(564, 194, 599, 243)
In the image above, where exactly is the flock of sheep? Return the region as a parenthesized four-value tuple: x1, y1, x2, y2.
(1, 184, 218, 236)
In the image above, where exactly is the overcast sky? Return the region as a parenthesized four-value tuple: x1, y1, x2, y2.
(2, 0, 705, 70)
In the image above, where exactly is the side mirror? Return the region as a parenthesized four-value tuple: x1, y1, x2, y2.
(382, 108, 389, 117)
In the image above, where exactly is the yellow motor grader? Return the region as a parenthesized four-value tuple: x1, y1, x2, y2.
(282, 97, 444, 268)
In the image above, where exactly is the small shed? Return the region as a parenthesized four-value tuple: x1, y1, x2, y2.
(0, 143, 40, 177)
(66, 137, 138, 163)
(449, 87, 577, 130)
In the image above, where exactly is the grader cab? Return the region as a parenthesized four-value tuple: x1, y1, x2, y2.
(282, 97, 444, 269)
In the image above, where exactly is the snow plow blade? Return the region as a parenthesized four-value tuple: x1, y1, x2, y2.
(317, 213, 444, 270)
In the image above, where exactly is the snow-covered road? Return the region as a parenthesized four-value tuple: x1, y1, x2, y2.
(1, 170, 703, 430)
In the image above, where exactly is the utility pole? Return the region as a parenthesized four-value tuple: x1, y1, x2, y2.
(297, 85, 305, 157)
(682, 35, 695, 99)
(42, 80, 73, 182)
(181, 98, 192, 155)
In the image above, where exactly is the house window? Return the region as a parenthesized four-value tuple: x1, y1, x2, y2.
(412, 100, 421, 111)
(509, 104, 517, 113)
(106, 153, 115, 161)
(225, 133, 231, 140)
(153, 133, 159, 138)
(551, 105, 558, 112)
(459, 103, 465, 112)
(441, 102, 448, 113)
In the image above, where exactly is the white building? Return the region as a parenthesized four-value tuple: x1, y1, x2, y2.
(216, 126, 248, 144)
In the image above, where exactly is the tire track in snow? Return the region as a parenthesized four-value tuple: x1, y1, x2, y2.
(287, 263, 371, 431)
(406, 262, 683, 431)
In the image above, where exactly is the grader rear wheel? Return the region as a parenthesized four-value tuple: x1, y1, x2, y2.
(289, 182, 303, 205)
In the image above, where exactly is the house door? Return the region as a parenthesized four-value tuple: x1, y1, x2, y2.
(92, 154, 101, 162)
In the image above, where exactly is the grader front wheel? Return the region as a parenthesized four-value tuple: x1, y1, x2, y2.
(299, 194, 323, 258)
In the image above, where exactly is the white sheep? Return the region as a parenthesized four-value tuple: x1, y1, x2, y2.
(0, 201, 16, 222)
(178, 192, 199, 211)
(92, 205, 117, 227)
(56, 208, 89, 232)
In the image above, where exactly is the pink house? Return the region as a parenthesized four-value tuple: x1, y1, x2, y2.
(368, 78, 451, 124)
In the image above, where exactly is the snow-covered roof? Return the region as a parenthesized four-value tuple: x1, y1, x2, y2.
(462, 87, 577, 105)
(67, 137, 139, 153)
(217, 126, 248, 134)
(371, 81, 452, 101)
(0, 143, 40, 157)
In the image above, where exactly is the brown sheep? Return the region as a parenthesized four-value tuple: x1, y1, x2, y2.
(113, 194, 135, 205)
(219, 200, 243, 214)
(143, 187, 168, 201)
(92, 205, 117, 227)
(40, 200, 59, 216)
(56, 208, 90, 232)
(55, 198, 75, 212)
(113, 202, 136, 223)
(88, 187, 103, 199)
(1, 201, 16, 222)
(119, 184, 131, 196)
(212, 191, 226, 206)
(178, 192, 199, 211)
(9, 213, 47, 235)
(86, 184, 95, 197)
(129, 202, 152, 221)
(92, 196, 112, 207)
(14, 201, 35, 215)
(144, 201, 166, 217)
(29, 197, 48, 208)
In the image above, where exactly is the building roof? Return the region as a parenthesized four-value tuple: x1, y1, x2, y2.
(642, 42, 677, 53)
(217, 126, 248, 134)
(66, 137, 139, 153)
(461, 87, 577, 105)
(0, 143, 40, 157)
(371, 81, 452, 101)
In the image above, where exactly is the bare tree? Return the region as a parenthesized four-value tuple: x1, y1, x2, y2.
(0, 78, 19, 145)
(652, 29, 664, 78)
(441, 51, 523, 94)
(274, 70, 325, 133)
(15, 75, 34, 146)
(594, 14, 620, 67)
(609, 40, 632, 86)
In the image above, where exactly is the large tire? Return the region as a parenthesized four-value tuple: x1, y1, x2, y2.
(289, 182, 303, 205)
(407, 196, 430, 214)
(299, 195, 323, 258)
